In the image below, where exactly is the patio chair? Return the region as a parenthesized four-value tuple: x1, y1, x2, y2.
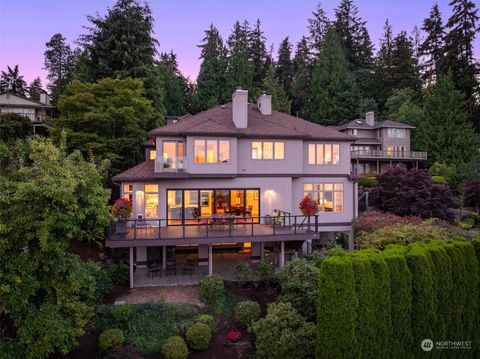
(147, 260, 162, 278)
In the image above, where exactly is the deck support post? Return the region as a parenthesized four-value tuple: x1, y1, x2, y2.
(348, 227, 355, 251)
(376, 160, 380, 173)
(280, 241, 285, 268)
(162, 246, 167, 269)
(129, 247, 134, 289)
(208, 244, 213, 276)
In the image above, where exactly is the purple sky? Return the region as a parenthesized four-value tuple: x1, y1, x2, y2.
(0, 0, 478, 85)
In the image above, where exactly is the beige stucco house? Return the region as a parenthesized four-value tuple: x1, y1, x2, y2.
(108, 89, 358, 288)
(332, 112, 427, 174)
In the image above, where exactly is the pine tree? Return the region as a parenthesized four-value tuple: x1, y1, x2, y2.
(248, 19, 269, 89)
(0, 65, 27, 96)
(372, 20, 394, 113)
(261, 68, 291, 113)
(419, 4, 445, 83)
(292, 36, 312, 118)
(196, 24, 229, 110)
(275, 37, 294, 95)
(158, 51, 189, 115)
(226, 20, 254, 95)
(28, 77, 43, 101)
(390, 31, 422, 97)
(444, 0, 479, 122)
(419, 75, 477, 167)
(43, 34, 79, 102)
(309, 29, 359, 125)
(308, 2, 330, 55)
(334, 0, 371, 70)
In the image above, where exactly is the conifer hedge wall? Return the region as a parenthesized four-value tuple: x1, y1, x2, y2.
(316, 239, 480, 359)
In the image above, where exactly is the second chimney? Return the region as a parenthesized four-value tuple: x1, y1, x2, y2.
(232, 88, 248, 128)
(257, 92, 272, 115)
(365, 111, 375, 126)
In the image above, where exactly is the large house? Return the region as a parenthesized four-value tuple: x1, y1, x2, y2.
(108, 89, 358, 288)
(0, 91, 53, 134)
(332, 112, 427, 174)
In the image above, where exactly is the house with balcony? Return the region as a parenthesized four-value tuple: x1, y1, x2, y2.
(331, 112, 427, 174)
(109, 89, 357, 288)
(0, 91, 53, 134)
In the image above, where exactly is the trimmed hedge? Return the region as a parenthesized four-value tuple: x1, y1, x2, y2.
(317, 255, 358, 359)
(162, 336, 188, 359)
(199, 275, 224, 307)
(316, 240, 480, 358)
(233, 300, 261, 329)
(382, 245, 413, 358)
(358, 176, 378, 187)
(98, 329, 124, 351)
(185, 322, 212, 351)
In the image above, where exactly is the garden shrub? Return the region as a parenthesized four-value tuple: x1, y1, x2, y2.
(452, 240, 479, 340)
(431, 175, 447, 184)
(162, 336, 188, 359)
(111, 304, 134, 327)
(405, 243, 436, 348)
(382, 245, 413, 358)
(364, 249, 392, 358)
(105, 262, 130, 286)
(199, 275, 224, 307)
(99, 329, 125, 351)
(353, 211, 422, 237)
(82, 261, 113, 305)
(316, 255, 358, 359)
(423, 241, 452, 342)
(349, 252, 375, 359)
(357, 220, 450, 249)
(276, 257, 320, 321)
(185, 322, 212, 351)
(252, 302, 316, 359)
(233, 300, 261, 329)
(358, 176, 378, 187)
(195, 314, 215, 332)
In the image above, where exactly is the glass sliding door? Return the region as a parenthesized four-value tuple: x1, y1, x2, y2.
(167, 190, 183, 225)
(199, 190, 213, 217)
(215, 190, 230, 215)
(246, 190, 259, 219)
(230, 190, 245, 215)
(184, 190, 199, 223)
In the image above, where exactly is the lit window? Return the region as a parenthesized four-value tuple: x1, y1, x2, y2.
(194, 140, 205, 163)
(194, 139, 230, 163)
(123, 183, 133, 204)
(144, 184, 158, 219)
(308, 144, 340, 165)
(149, 150, 156, 160)
(303, 183, 344, 212)
(251, 141, 284, 160)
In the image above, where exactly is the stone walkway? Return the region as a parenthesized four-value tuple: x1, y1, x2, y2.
(114, 285, 200, 305)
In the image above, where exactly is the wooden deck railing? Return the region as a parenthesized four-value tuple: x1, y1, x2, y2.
(351, 149, 427, 160)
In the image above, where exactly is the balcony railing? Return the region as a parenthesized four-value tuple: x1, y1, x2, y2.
(106, 214, 321, 242)
(351, 149, 427, 160)
(154, 156, 187, 173)
(18, 113, 49, 123)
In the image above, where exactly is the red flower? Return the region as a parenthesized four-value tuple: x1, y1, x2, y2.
(299, 196, 319, 216)
(111, 198, 133, 220)
(226, 329, 241, 343)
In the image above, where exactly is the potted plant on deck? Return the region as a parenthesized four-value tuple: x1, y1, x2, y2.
(112, 198, 133, 234)
(299, 195, 319, 231)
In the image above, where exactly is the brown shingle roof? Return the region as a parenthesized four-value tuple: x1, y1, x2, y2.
(335, 118, 415, 130)
(149, 103, 354, 141)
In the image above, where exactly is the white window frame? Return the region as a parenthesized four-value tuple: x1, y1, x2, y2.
(251, 141, 285, 160)
(308, 143, 340, 165)
(387, 128, 406, 138)
(193, 139, 230, 164)
(303, 183, 344, 213)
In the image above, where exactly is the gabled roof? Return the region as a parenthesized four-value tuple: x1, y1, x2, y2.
(335, 118, 415, 130)
(0, 92, 53, 108)
(149, 103, 354, 141)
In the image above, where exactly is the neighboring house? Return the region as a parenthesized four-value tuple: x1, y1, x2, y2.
(331, 112, 427, 174)
(0, 91, 53, 135)
(108, 89, 357, 288)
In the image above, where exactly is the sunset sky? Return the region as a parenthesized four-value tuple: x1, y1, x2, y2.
(0, 0, 478, 85)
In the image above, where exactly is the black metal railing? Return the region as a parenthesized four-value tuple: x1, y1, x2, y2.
(106, 214, 320, 242)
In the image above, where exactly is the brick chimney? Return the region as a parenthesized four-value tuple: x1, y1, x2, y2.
(257, 92, 272, 115)
(365, 111, 375, 126)
(232, 87, 248, 128)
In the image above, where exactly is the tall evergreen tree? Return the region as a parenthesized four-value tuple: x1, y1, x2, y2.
(77, 0, 165, 127)
(372, 20, 394, 113)
(261, 68, 291, 114)
(158, 51, 189, 115)
(334, 0, 371, 70)
(419, 75, 477, 167)
(419, 4, 445, 83)
(196, 24, 229, 110)
(275, 37, 294, 95)
(444, 0, 479, 123)
(309, 29, 359, 125)
(28, 77, 43, 101)
(226, 20, 254, 95)
(0, 65, 27, 96)
(248, 19, 270, 89)
(292, 36, 312, 117)
(390, 31, 422, 96)
(43, 33, 79, 102)
(308, 2, 330, 55)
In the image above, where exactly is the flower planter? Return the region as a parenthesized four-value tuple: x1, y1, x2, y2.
(115, 220, 127, 234)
